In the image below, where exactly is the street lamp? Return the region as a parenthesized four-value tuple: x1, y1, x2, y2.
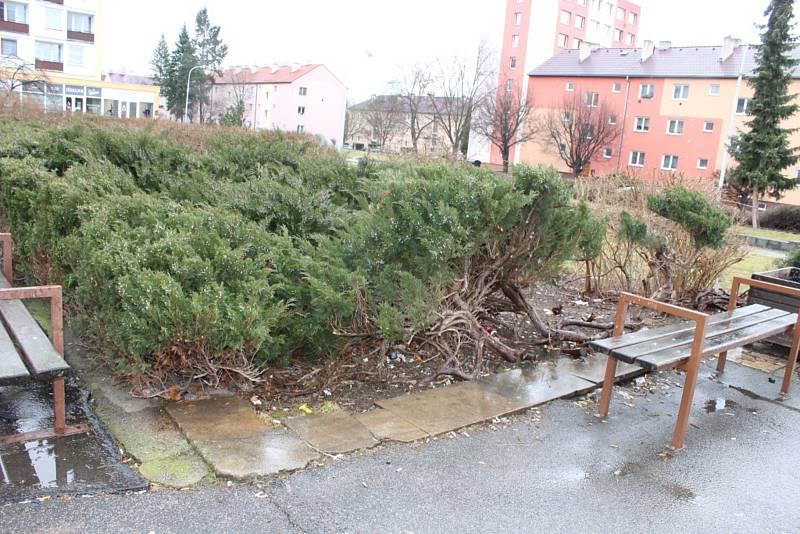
(184, 65, 204, 122)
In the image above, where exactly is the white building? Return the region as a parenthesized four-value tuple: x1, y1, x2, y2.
(211, 64, 347, 146)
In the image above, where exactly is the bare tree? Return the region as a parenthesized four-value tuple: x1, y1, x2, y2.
(391, 65, 434, 154)
(430, 42, 495, 158)
(540, 92, 621, 177)
(473, 88, 537, 173)
(211, 69, 254, 127)
(343, 103, 366, 145)
(362, 96, 404, 151)
(0, 56, 48, 93)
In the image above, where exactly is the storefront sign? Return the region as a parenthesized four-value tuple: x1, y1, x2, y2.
(65, 85, 85, 96)
(47, 84, 64, 95)
(86, 87, 102, 98)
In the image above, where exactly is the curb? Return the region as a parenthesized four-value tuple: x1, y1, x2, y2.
(740, 234, 800, 252)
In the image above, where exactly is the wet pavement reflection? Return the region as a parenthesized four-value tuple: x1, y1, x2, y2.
(0, 380, 146, 502)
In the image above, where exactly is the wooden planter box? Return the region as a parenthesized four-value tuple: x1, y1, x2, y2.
(748, 267, 800, 349)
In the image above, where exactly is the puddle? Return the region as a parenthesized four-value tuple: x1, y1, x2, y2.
(0, 379, 146, 503)
(704, 398, 738, 413)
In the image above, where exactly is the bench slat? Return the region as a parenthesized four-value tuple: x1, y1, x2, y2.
(0, 325, 29, 380)
(611, 308, 792, 363)
(637, 313, 798, 371)
(0, 274, 68, 376)
(590, 304, 769, 353)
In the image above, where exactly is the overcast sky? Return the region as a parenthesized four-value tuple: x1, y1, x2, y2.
(103, 0, 784, 101)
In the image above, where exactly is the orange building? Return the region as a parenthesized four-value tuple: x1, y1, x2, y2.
(518, 39, 800, 208)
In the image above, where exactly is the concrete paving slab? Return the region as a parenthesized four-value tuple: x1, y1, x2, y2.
(138, 453, 211, 488)
(716, 361, 800, 411)
(478, 362, 598, 405)
(166, 397, 268, 442)
(285, 411, 378, 454)
(376, 382, 528, 436)
(355, 409, 429, 443)
(564, 354, 645, 384)
(192, 431, 319, 480)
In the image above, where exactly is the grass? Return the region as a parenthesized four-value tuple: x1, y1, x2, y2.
(734, 225, 800, 243)
(720, 252, 779, 290)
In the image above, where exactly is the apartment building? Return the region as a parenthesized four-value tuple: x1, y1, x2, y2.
(211, 64, 346, 146)
(477, 0, 641, 166)
(0, 0, 159, 117)
(519, 38, 800, 207)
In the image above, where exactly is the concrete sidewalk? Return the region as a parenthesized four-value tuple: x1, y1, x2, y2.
(2, 361, 799, 533)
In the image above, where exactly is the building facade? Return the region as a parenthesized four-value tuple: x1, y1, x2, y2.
(0, 0, 159, 117)
(481, 0, 641, 166)
(519, 39, 800, 207)
(211, 64, 347, 146)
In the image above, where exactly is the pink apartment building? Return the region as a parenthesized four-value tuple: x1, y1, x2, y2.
(518, 39, 800, 208)
(481, 0, 641, 166)
(211, 64, 347, 147)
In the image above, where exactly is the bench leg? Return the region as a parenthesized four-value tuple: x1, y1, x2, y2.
(598, 356, 618, 418)
(671, 321, 708, 450)
(716, 351, 728, 374)
(53, 377, 66, 435)
(781, 323, 800, 396)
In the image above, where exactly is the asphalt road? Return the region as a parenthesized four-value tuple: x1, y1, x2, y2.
(2, 364, 800, 533)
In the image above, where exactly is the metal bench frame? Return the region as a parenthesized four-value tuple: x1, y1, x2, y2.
(0, 233, 88, 445)
(598, 276, 800, 450)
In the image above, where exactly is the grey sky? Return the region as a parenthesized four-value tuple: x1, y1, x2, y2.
(103, 0, 781, 101)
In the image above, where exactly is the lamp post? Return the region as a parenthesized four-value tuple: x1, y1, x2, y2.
(184, 65, 204, 123)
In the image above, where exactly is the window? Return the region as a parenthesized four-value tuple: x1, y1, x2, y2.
(697, 158, 709, 170)
(565, 81, 574, 92)
(737, 98, 750, 115)
(510, 56, 517, 69)
(703, 121, 715, 132)
(573, 38, 582, 49)
(585, 92, 599, 107)
(299, 87, 308, 96)
(662, 154, 679, 171)
(36, 41, 62, 63)
(795, 169, 800, 180)
(581, 124, 595, 139)
(514, 12, 522, 25)
(512, 34, 520, 48)
(67, 12, 93, 33)
(557, 33, 568, 48)
(2, 2, 27, 24)
(297, 106, 306, 115)
(625, 33, 635, 45)
(561, 111, 573, 123)
(634, 117, 650, 132)
(606, 1, 614, 15)
(628, 11, 637, 24)
(1, 38, 18, 57)
(639, 83, 655, 99)
(666, 119, 685, 135)
(617, 7, 626, 20)
(577, 0, 586, 5)
(575, 15, 585, 29)
(612, 82, 621, 93)
(297, 125, 305, 133)
(560, 10, 571, 25)
(608, 114, 617, 125)
(709, 84, 721, 96)
(45, 8, 62, 30)
(67, 45, 83, 66)
(505, 79, 514, 92)
(603, 148, 613, 158)
(614, 29, 623, 41)
(629, 151, 645, 166)
(673, 83, 690, 100)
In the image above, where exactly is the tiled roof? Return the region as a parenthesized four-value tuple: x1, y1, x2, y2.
(214, 64, 321, 85)
(530, 45, 800, 79)
(351, 94, 462, 114)
(101, 72, 155, 86)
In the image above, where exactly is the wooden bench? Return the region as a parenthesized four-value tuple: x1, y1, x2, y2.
(590, 276, 800, 450)
(0, 233, 88, 445)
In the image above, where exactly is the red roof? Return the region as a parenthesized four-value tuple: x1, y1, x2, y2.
(214, 64, 321, 85)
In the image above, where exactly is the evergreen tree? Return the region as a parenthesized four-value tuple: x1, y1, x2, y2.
(150, 35, 174, 112)
(729, 0, 799, 228)
(168, 25, 200, 122)
(193, 8, 228, 123)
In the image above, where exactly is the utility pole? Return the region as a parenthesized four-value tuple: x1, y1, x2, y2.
(184, 65, 204, 123)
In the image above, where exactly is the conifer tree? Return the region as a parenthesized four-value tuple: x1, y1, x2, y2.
(193, 8, 228, 123)
(729, 0, 799, 228)
(168, 25, 199, 122)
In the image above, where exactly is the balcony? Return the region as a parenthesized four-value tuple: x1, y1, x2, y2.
(0, 20, 29, 34)
(35, 59, 64, 72)
(67, 30, 95, 43)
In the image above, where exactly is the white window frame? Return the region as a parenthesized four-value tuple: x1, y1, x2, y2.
(505, 79, 514, 92)
(639, 83, 655, 99)
(634, 116, 650, 132)
(697, 158, 709, 170)
(560, 10, 571, 25)
(512, 34, 520, 48)
(3, 1, 27, 24)
(514, 12, 522, 25)
(737, 97, 750, 115)
(709, 84, 721, 96)
(67, 11, 93, 34)
(573, 38, 582, 49)
(510, 56, 517, 69)
(585, 92, 599, 107)
(608, 114, 617, 125)
(565, 81, 574, 92)
(612, 82, 621, 93)
(617, 7, 625, 20)
(575, 15, 585, 30)
(1, 38, 18, 57)
(703, 121, 715, 132)
(297, 105, 306, 115)
(629, 151, 645, 167)
(297, 125, 305, 133)
(625, 33, 635, 45)
(299, 87, 308, 96)
(603, 147, 613, 159)
(614, 28, 623, 42)
(45, 7, 63, 30)
(628, 11, 637, 24)
(672, 83, 690, 101)
(67, 44, 84, 66)
(661, 154, 679, 171)
(666, 119, 685, 135)
(557, 33, 568, 48)
(35, 41, 62, 63)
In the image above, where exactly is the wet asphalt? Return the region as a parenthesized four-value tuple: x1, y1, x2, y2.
(1, 363, 799, 533)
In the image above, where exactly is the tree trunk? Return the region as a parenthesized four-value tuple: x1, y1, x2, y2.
(502, 147, 510, 174)
(752, 186, 760, 229)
